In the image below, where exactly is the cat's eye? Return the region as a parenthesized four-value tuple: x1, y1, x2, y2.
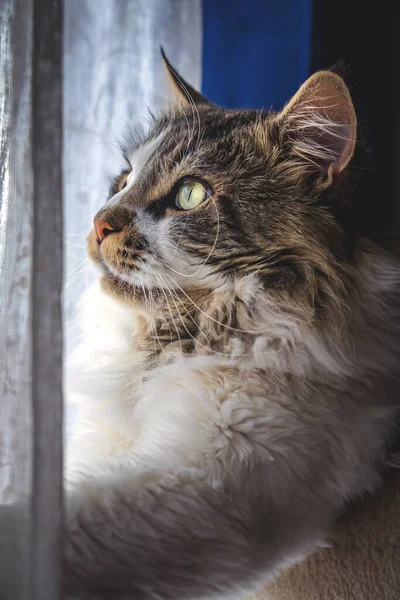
(175, 180, 210, 210)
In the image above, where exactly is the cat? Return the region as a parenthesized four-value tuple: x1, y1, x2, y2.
(64, 50, 400, 599)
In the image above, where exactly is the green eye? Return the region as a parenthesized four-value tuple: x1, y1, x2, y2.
(176, 180, 210, 210)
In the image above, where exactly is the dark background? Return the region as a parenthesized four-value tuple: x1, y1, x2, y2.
(202, 0, 398, 233)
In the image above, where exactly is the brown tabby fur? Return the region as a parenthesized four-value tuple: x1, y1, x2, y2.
(87, 61, 386, 368)
(80, 53, 399, 598)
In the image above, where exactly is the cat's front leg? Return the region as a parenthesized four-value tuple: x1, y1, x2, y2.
(63, 463, 332, 600)
(63, 362, 354, 599)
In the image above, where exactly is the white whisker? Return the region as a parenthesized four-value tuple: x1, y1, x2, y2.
(162, 271, 246, 334)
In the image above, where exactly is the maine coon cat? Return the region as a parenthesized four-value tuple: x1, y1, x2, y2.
(65, 52, 400, 599)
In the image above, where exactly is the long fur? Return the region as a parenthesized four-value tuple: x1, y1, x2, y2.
(64, 67, 400, 599)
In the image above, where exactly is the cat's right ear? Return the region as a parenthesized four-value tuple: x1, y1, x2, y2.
(161, 47, 213, 108)
(271, 71, 357, 189)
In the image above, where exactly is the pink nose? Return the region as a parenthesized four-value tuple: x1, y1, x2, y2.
(94, 218, 115, 242)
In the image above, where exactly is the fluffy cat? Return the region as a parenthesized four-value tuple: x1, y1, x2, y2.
(65, 52, 400, 599)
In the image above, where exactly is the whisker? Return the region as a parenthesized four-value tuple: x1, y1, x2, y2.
(160, 217, 189, 263)
(62, 265, 87, 292)
(65, 252, 86, 262)
(141, 282, 166, 354)
(155, 271, 226, 356)
(156, 271, 262, 359)
(141, 260, 184, 355)
(157, 273, 209, 353)
(137, 259, 178, 351)
(163, 271, 247, 334)
(64, 241, 87, 249)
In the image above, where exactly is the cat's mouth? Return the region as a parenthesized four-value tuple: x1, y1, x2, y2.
(87, 227, 143, 275)
(87, 227, 168, 293)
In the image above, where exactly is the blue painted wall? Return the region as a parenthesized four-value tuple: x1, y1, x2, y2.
(202, 0, 312, 110)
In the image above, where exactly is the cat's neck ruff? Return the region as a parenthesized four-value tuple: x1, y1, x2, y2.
(70, 241, 399, 388)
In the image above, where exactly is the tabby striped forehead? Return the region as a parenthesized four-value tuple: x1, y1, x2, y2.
(114, 107, 274, 207)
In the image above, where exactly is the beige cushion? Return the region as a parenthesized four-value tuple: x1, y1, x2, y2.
(253, 469, 400, 600)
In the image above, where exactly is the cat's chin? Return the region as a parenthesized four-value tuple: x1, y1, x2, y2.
(103, 266, 158, 289)
(86, 243, 148, 290)
(99, 268, 166, 304)
(99, 272, 150, 306)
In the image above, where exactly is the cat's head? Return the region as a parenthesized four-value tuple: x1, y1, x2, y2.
(87, 51, 358, 327)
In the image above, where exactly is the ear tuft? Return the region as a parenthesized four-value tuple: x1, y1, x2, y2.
(275, 71, 357, 186)
(161, 48, 212, 108)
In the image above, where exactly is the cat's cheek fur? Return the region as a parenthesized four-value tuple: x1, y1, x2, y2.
(143, 216, 225, 290)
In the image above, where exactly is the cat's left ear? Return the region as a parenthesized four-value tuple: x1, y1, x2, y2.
(161, 47, 213, 107)
(273, 71, 357, 187)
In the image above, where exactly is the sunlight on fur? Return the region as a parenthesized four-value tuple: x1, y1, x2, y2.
(63, 53, 400, 599)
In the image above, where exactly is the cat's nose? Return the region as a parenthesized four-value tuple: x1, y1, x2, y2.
(94, 218, 116, 243)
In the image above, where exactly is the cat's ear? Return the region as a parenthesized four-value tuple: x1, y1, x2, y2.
(273, 71, 357, 187)
(161, 47, 212, 107)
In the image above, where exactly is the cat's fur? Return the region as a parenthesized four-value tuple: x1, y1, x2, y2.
(65, 54, 400, 599)
(259, 468, 400, 600)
